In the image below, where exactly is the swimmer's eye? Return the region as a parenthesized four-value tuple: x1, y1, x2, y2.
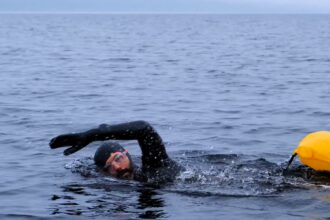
(114, 154, 123, 163)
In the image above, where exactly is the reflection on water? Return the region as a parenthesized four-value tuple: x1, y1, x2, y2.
(136, 188, 166, 219)
(51, 182, 166, 219)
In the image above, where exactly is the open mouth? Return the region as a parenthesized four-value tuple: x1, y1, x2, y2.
(117, 169, 131, 178)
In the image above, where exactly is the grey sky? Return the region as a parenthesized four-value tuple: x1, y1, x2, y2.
(0, 0, 329, 13)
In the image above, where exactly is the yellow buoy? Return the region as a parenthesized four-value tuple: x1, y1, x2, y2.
(287, 131, 330, 171)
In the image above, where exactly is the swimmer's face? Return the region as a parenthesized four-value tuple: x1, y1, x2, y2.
(104, 151, 132, 179)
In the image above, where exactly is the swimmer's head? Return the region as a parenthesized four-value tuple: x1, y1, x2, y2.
(94, 142, 133, 179)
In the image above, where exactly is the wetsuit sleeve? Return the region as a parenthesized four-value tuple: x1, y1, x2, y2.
(85, 120, 169, 168)
(50, 120, 169, 168)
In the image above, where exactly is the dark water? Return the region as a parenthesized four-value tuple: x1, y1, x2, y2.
(1, 14, 330, 219)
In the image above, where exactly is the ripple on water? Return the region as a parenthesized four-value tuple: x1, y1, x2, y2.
(1, 14, 330, 219)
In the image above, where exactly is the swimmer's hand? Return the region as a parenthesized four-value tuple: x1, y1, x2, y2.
(49, 133, 90, 156)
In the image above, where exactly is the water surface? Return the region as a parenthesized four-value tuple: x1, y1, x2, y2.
(0, 14, 330, 219)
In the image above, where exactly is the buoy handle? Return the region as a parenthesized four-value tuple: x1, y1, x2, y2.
(285, 153, 297, 171)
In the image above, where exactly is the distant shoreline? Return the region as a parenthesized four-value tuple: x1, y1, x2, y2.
(0, 12, 329, 15)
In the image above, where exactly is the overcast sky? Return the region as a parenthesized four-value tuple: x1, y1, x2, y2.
(0, 0, 329, 13)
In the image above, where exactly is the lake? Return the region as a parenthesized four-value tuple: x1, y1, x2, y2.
(0, 14, 330, 219)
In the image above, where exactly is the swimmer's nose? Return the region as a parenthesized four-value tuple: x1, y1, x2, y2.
(112, 163, 121, 171)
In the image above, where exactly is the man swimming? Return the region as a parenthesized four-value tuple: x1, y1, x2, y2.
(50, 120, 182, 182)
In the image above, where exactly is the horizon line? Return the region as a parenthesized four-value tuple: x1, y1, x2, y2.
(0, 11, 330, 15)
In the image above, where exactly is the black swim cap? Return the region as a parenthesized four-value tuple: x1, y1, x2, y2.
(94, 142, 132, 169)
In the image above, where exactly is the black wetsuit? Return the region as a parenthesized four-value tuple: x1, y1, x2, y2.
(50, 121, 182, 183)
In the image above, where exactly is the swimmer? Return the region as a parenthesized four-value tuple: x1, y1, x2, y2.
(50, 120, 182, 182)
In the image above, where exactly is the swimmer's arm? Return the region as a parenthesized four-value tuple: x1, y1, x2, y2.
(85, 120, 170, 168)
(50, 120, 169, 164)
